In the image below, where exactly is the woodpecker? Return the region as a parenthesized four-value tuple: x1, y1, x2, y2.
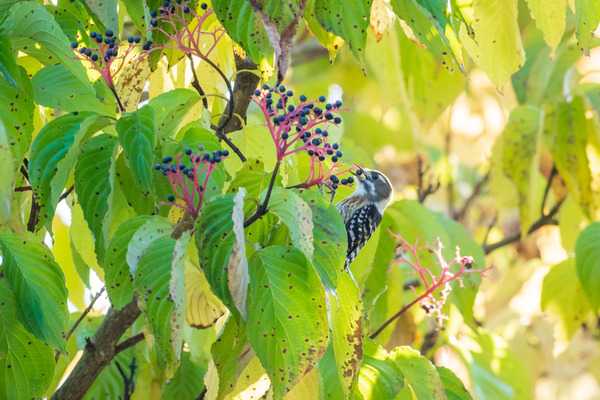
(336, 167, 394, 268)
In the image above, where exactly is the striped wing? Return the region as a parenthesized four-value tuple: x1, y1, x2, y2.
(344, 203, 382, 268)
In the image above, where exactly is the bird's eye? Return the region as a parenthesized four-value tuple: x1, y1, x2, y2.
(372, 173, 379, 180)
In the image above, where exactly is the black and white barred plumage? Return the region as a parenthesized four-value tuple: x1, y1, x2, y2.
(336, 167, 394, 268)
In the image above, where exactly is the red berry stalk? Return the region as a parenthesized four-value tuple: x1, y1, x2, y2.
(253, 84, 357, 189)
(156, 147, 229, 217)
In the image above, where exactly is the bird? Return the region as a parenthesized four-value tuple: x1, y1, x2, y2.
(335, 166, 394, 268)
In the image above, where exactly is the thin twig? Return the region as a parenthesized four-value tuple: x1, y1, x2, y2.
(109, 86, 125, 113)
(483, 198, 565, 255)
(187, 54, 209, 109)
(15, 186, 32, 192)
(417, 155, 440, 203)
(454, 172, 490, 221)
(244, 160, 281, 228)
(59, 184, 75, 202)
(540, 166, 557, 215)
(211, 124, 247, 163)
(114, 332, 145, 355)
(55, 287, 106, 362)
(115, 357, 136, 400)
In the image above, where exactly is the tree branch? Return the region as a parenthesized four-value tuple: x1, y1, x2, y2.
(483, 197, 564, 255)
(244, 160, 281, 228)
(416, 155, 440, 203)
(50, 298, 142, 400)
(55, 287, 106, 363)
(115, 332, 145, 355)
(454, 172, 489, 222)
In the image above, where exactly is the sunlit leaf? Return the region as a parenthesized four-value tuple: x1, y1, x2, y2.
(0, 231, 69, 353)
(391, 346, 445, 399)
(353, 338, 404, 399)
(0, 278, 55, 400)
(574, 0, 600, 55)
(575, 222, 600, 311)
(525, 0, 565, 53)
(247, 245, 329, 398)
(436, 366, 474, 400)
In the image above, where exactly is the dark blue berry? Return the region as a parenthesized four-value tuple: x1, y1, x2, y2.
(91, 53, 98, 61)
(355, 168, 363, 176)
(254, 89, 261, 96)
(104, 37, 111, 44)
(90, 31, 97, 38)
(308, 149, 315, 156)
(335, 150, 342, 157)
(182, 168, 189, 174)
(184, 6, 190, 13)
(151, 10, 157, 17)
(322, 130, 328, 137)
(163, 0, 170, 6)
(162, 156, 172, 163)
(326, 103, 332, 110)
(105, 29, 113, 37)
(151, 19, 158, 27)
(304, 132, 311, 138)
(325, 113, 333, 120)
(299, 94, 307, 102)
(187, 171, 194, 178)
(326, 149, 334, 155)
(197, 144, 204, 151)
(281, 132, 289, 140)
(347, 176, 355, 183)
(279, 85, 286, 92)
(312, 138, 322, 146)
(314, 107, 322, 115)
(214, 155, 221, 163)
(335, 100, 343, 107)
(179, 164, 185, 170)
(134, 36, 141, 43)
(319, 95, 326, 102)
(71, 41, 78, 48)
(300, 117, 308, 125)
(341, 178, 348, 185)
(142, 43, 150, 50)
(332, 143, 339, 149)
(127, 36, 134, 43)
(201, 2, 208, 9)
(332, 183, 338, 189)
(203, 152, 210, 160)
(167, 194, 175, 201)
(315, 128, 322, 133)
(318, 155, 325, 161)
(288, 105, 295, 112)
(154, 164, 161, 170)
(330, 175, 339, 183)
(171, 165, 178, 173)
(84, 48, 92, 57)
(106, 49, 113, 57)
(184, 148, 192, 155)
(331, 156, 338, 162)
(286, 90, 294, 97)
(222, 149, 229, 156)
(334, 117, 342, 124)
(96, 36, 103, 43)
(262, 83, 270, 90)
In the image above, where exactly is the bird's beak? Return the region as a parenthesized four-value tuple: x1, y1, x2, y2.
(351, 164, 365, 178)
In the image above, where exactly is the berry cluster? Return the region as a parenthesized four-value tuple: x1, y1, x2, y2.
(143, 0, 223, 61)
(70, 30, 143, 91)
(156, 146, 229, 217)
(253, 85, 356, 189)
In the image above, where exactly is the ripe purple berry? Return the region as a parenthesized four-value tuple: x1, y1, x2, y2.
(347, 176, 355, 183)
(335, 150, 342, 157)
(151, 10, 157, 17)
(167, 194, 175, 202)
(299, 94, 307, 102)
(201, 2, 208, 9)
(134, 36, 141, 43)
(91, 53, 98, 61)
(183, 6, 190, 13)
(319, 95, 326, 102)
(105, 29, 113, 37)
(185, 148, 192, 155)
(254, 89, 261, 96)
(162, 156, 172, 163)
(334, 117, 342, 124)
(71, 41, 78, 48)
(128, 36, 134, 43)
(154, 164, 161, 170)
(331, 156, 338, 162)
(281, 132, 289, 140)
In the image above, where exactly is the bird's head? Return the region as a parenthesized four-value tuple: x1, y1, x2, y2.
(351, 165, 394, 213)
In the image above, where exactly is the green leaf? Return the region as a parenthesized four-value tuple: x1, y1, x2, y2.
(575, 222, 600, 311)
(313, 0, 372, 66)
(246, 246, 329, 398)
(546, 97, 597, 218)
(298, 189, 346, 290)
(542, 258, 592, 339)
(0, 65, 34, 176)
(126, 216, 173, 275)
(74, 134, 118, 264)
(121, 0, 150, 34)
(162, 351, 206, 399)
(391, 346, 446, 400)
(210, 316, 254, 399)
(195, 193, 237, 311)
(501, 105, 542, 238)
(353, 338, 404, 399)
(0, 122, 13, 224)
(266, 187, 314, 262)
(574, 0, 600, 55)
(436, 366, 473, 400)
(114, 154, 157, 216)
(328, 273, 362, 395)
(0, 231, 69, 353)
(227, 125, 278, 175)
(525, 0, 565, 53)
(462, 0, 524, 89)
(32, 64, 115, 115)
(29, 112, 109, 229)
(391, 0, 461, 71)
(7, 2, 92, 89)
(228, 188, 249, 318)
(45, 5, 92, 48)
(116, 105, 157, 198)
(148, 88, 201, 140)
(0, 31, 19, 85)
(82, 0, 119, 36)
(0, 278, 55, 400)
(304, 0, 345, 62)
(318, 343, 346, 400)
(134, 236, 180, 376)
(104, 216, 158, 309)
(212, 0, 273, 62)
